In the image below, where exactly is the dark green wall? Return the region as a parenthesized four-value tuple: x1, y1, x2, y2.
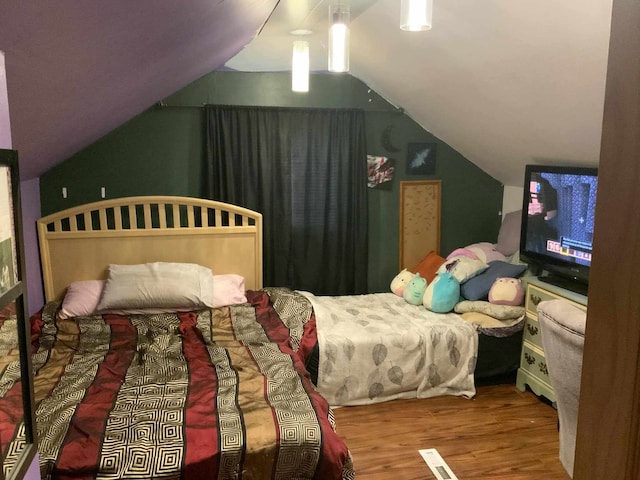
(40, 71, 503, 293)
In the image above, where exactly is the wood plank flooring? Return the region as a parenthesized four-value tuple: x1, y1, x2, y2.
(333, 383, 570, 480)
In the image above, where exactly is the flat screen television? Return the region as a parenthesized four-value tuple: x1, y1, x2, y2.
(519, 164, 598, 296)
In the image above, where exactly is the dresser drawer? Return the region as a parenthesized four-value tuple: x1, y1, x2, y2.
(525, 284, 559, 316)
(523, 317, 543, 349)
(519, 344, 552, 387)
(525, 283, 587, 317)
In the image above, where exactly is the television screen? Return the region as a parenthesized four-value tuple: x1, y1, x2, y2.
(520, 164, 598, 295)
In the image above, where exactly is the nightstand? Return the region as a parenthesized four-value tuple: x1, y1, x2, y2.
(516, 276, 587, 402)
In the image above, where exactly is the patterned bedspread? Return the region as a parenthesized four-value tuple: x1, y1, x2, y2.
(10, 290, 353, 480)
(299, 292, 478, 406)
(0, 312, 28, 478)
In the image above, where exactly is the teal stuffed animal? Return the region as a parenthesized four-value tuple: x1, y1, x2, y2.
(423, 271, 460, 313)
(403, 273, 428, 305)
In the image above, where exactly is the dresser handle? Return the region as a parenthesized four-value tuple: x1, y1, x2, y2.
(524, 352, 535, 365)
(539, 362, 548, 376)
(530, 294, 542, 305)
(527, 324, 539, 336)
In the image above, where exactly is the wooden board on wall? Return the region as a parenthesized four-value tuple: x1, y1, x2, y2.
(399, 180, 441, 270)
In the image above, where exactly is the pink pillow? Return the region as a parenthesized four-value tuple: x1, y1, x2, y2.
(212, 274, 247, 307)
(446, 248, 478, 260)
(59, 280, 104, 319)
(466, 242, 507, 263)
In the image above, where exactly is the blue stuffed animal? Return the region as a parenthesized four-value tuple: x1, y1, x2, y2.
(423, 271, 460, 313)
(403, 273, 428, 305)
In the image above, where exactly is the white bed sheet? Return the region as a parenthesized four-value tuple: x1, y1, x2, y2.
(299, 292, 478, 406)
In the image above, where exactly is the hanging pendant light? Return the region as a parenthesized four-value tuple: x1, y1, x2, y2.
(400, 0, 433, 31)
(291, 40, 310, 93)
(328, 4, 349, 73)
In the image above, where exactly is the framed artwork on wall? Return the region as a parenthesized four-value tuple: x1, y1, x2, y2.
(406, 142, 437, 176)
(0, 164, 17, 294)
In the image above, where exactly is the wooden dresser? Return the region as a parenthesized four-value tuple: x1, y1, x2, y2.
(516, 276, 587, 402)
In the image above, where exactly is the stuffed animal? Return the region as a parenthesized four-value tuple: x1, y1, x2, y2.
(403, 273, 428, 305)
(488, 277, 524, 305)
(390, 269, 416, 297)
(423, 271, 460, 313)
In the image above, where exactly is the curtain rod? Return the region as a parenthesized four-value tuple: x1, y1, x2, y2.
(156, 101, 205, 109)
(155, 101, 405, 115)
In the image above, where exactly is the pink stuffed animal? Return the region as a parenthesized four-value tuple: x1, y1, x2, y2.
(488, 277, 524, 305)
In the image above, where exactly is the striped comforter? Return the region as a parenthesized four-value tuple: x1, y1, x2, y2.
(8, 290, 353, 480)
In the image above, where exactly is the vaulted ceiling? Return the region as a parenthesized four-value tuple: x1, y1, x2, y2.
(1, 0, 612, 186)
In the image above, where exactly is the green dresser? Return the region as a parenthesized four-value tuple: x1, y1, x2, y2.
(516, 276, 587, 402)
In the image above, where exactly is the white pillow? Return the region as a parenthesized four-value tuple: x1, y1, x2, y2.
(96, 262, 215, 311)
(436, 255, 489, 284)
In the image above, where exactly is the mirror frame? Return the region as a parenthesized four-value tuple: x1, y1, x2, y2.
(0, 149, 36, 480)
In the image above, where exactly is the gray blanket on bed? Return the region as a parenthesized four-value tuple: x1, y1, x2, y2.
(299, 292, 478, 406)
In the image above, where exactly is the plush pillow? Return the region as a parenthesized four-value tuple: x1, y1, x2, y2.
(58, 280, 105, 319)
(454, 300, 525, 320)
(496, 210, 522, 256)
(488, 277, 524, 306)
(411, 251, 446, 283)
(465, 242, 507, 264)
(212, 274, 247, 307)
(403, 273, 428, 306)
(446, 248, 478, 260)
(423, 272, 460, 313)
(436, 256, 489, 284)
(97, 262, 215, 311)
(458, 311, 526, 332)
(460, 260, 527, 301)
(390, 269, 416, 296)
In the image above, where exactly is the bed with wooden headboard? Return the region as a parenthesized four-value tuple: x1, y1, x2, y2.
(26, 196, 353, 480)
(37, 196, 263, 301)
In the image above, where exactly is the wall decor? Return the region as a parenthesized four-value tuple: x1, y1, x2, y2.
(367, 155, 395, 189)
(399, 180, 441, 270)
(406, 142, 437, 175)
(380, 124, 401, 152)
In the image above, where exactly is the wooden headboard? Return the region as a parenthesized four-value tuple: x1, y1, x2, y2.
(37, 196, 263, 302)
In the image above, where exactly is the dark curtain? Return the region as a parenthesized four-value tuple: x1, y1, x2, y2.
(203, 105, 368, 295)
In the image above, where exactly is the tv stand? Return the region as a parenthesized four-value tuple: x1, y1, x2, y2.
(537, 274, 589, 296)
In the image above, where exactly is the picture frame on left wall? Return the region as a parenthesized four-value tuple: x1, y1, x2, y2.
(0, 163, 17, 295)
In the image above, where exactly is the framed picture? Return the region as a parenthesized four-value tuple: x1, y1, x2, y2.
(0, 163, 17, 294)
(406, 142, 437, 176)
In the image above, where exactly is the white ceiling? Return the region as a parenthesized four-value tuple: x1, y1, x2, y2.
(0, 1, 613, 187)
(227, 0, 613, 187)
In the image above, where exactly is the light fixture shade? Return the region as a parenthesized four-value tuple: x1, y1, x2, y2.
(328, 4, 349, 72)
(400, 0, 433, 31)
(292, 40, 309, 93)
